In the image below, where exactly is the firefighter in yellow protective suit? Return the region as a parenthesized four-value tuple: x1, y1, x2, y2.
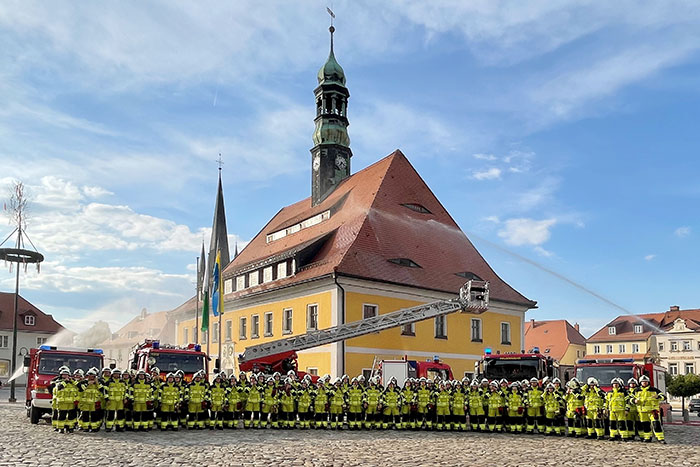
(486, 381, 505, 432)
(261, 377, 280, 428)
(209, 373, 228, 429)
(313, 377, 330, 428)
(415, 378, 434, 429)
(104, 369, 127, 432)
(279, 379, 297, 428)
(346, 378, 364, 429)
(583, 377, 606, 439)
(329, 377, 347, 429)
(605, 377, 629, 441)
(243, 375, 262, 429)
(525, 377, 544, 433)
(468, 380, 486, 431)
(625, 378, 640, 440)
(225, 374, 242, 429)
(400, 379, 416, 429)
(185, 370, 210, 429)
(450, 380, 467, 431)
(296, 377, 314, 429)
(435, 380, 452, 430)
(131, 370, 155, 431)
(158, 373, 181, 430)
(634, 375, 665, 443)
(53, 366, 78, 433)
(381, 378, 402, 429)
(364, 377, 383, 429)
(542, 382, 565, 435)
(506, 381, 525, 433)
(77, 368, 104, 432)
(565, 379, 586, 437)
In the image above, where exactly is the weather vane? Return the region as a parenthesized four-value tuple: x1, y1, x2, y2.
(327, 6, 335, 27)
(216, 153, 224, 171)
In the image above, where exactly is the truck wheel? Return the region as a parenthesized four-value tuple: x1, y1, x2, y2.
(29, 404, 40, 424)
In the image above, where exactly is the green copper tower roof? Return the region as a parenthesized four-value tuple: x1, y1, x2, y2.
(317, 26, 346, 86)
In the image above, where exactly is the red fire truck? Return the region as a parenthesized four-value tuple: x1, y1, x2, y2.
(475, 348, 560, 382)
(379, 357, 453, 386)
(128, 340, 207, 382)
(23, 345, 104, 424)
(575, 358, 667, 392)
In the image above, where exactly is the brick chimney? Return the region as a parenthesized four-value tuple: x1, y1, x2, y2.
(530, 318, 536, 328)
(574, 323, 580, 333)
(670, 305, 680, 312)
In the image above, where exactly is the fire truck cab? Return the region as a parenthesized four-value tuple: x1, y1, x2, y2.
(575, 358, 667, 392)
(238, 350, 318, 383)
(128, 340, 207, 382)
(475, 348, 560, 382)
(380, 357, 453, 387)
(23, 345, 104, 424)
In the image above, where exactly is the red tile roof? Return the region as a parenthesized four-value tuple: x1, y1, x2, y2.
(223, 150, 535, 307)
(0, 292, 64, 334)
(524, 319, 585, 361)
(587, 307, 700, 342)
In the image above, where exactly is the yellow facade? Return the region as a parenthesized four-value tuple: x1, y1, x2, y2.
(559, 343, 586, 367)
(585, 339, 649, 363)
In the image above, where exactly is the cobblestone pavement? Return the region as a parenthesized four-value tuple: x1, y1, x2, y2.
(1, 404, 699, 467)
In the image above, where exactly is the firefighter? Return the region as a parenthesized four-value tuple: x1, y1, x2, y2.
(583, 377, 606, 439)
(172, 370, 187, 427)
(104, 369, 126, 432)
(149, 366, 162, 429)
(130, 370, 155, 431)
(224, 374, 240, 429)
(486, 380, 505, 433)
(634, 375, 666, 443)
(450, 380, 467, 431)
(542, 382, 564, 435)
(468, 380, 486, 431)
(329, 377, 346, 429)
(346, 377, 364, 429)
(625, 377, 640, 440)
(506, 381, 525, 433)
(415, 378, 433, 429)
(185, 370, 209, 429)
(296, 377, 314, 429)
(605, 377, 628, 441)
(278, 379, 296, 428)
(243, 374, 262, 429)
(524, 377, 544, 434)
(381, 378, 401, 429)
(121, 370, 135, 430)
(261, 377, 279, 428)
(52, 366, 77, 433)
(158, 372, 181, 430)
(313, 376, 330, 429)
(209, 372, 228, 429)
(400, 378, 416, 429)
(77, 368, 104, 432)
(565, 379, 585, 437)
(434, 380, 451, 430)
(364, 376, 382, 429)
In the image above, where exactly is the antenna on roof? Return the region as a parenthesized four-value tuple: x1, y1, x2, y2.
(216, 153, 224, 172)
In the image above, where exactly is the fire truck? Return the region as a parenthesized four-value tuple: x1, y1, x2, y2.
(379, 358, 453, 386)
(575, 358, 667, 392)
(237, 280, 489, 385)
(23, 345, 104, 424)
(474, 348, 560, 382)
(128, 340, 207, 382)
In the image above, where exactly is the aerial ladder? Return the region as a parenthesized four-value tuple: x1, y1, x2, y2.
(237, 280, 489, 374)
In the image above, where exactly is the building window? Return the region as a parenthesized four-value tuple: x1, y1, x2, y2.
(277, 262, 287, 279)
(212, 322, 219, 343)
(388, 258, 421, 268)
(593, 345, 600, 354)
(225, 320, 232, 342)
(659, 342, 664, 351)
(236, 275, 245, 291)
(618, 344, 626, 353)
(224, 279, 233, 294)
(193, 327, 198, 344)
(632, 343, 640, 354)
(401, 203, 432, 214)
(634, 324, 643, 334)
(363, 304, 378, 320)
(251, 315, 260, 338)
(608, 326, 616, 335)
(669, 363, 678, 375)
(456, 271, 482, 281)
(686, 363, 695, 374)
(306, 367, 318, 376)
(264, 312, 273, 337)
(606, 344, 613, 353)
(671, 341, 678, 352)
(471, 318, 482, 342)
(401, 323, 415, 336)
(683, 340, 692, 351)
(0, 335, 9, 348)
(435, 315, 447, 339)
(283, 308, 293, 334)
(249, 271, 259, 287)
(36, 337, 47, 346)
(239, 317, 247, 339)
(24, 315, 35, 326)
(183, 328, 189, 344)
(501, 322, 511, 345)
(577, 350, 581, 358)
(362, 369, 373, 381)
(263, 266, 273, 283)
(307, 304, 318, 331)
(0, 359, 10, 378)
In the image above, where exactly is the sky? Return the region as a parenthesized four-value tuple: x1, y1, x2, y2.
(1, 1, 699, 337)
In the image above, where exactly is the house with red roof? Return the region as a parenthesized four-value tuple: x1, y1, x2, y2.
(525, 319, 586, 379)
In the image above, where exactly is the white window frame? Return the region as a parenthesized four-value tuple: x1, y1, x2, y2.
(249, 271, 259, 287)
(593, 345, 600, 354)
(669, 363, 678, 375)
(471, 318, 482, 342)
(236, 275, 245, 291)
(632, 343, 639, 354)
(239, 317, 247, 340)
(263, 266, 273, 283)
(251, 314, 260, 339)
(225, 320, 232, 342)
(685, 363, 695, 374)
(608, 326, 616, 335)
(264, 312, 273, 337)
(211, 322, 219, 343)
(36, 337, 47, 346)
(282, 308, 293, 335)
(434, 315, 447, 339)
(401, 322, 416, 336)
(224, 279, 233, 294)
(606, 344, 613, 353)
(634, 324, 643, 334)
(659, 342, 664, 351)
(363, 303, 378, 320)
(277, 262, 287, 279)
(306, 367, 318, 376)
(618, 344, 626, 353)
(24, 315, 35, 326)
(307, 304, 318, 331)
(500, 322, 511, 345)
(183, 328, 189, 344)
(671, 341, 678, 352)
(683, 340, 692, 351)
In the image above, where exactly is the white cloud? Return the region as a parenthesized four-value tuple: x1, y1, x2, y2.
(498, 218, 557, 246)
(516, 177, 560, 211)
(472, 168, 502, 180)
(483, 215, 500, 223)
(644, 254, 656, 261)
(473, 153, 497, 161)
(534, 246, 554, 257)
(674, 226, 691, 238)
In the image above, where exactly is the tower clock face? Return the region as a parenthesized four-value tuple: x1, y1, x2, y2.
(313, 155, 320, 171)
(335, 155, 347, 170)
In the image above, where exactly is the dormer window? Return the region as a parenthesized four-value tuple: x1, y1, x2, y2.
(455, 272, 482, 280)
(401, 203, 431, 214)
(608, 326, 616, 335)
(24, 315, 35, 326)
(388, 258, 421, 268)
(634, 324, 643, 334)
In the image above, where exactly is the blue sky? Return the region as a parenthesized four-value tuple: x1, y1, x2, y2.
(1, 1, 698, 337)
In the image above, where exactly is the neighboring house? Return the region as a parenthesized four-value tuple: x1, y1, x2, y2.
(651, 306, 700, 377)
(99, 308, 175, 370)
(0, 293, 64, 385)
(524, 319, 586, 379)
(174, 30, 536, 378)
(586, 314, 658, 363)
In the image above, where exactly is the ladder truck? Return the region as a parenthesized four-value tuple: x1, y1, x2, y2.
(237, 280, 489, 383)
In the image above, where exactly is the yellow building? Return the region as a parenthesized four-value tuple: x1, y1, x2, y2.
(175, 26, 535, 379)
(524, 319, 586, 379)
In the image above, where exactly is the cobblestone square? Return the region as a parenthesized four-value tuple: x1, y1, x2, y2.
(1, 404, 698, 467)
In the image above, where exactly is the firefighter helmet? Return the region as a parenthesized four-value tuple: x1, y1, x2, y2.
(176, 370, 185, 377)
(86, 368, 98, 377)
(552, 377, 561, 384)
(509, 382, 519, 389)
(73, 369, 84, 377)
(110, 368, 121, 376)
(530, 377, 539, 383)
(332, 377, 341, 385)
(611, 377, 623, 386)
(639, 375, 650, 383)
(587, 377, 599, 386)
(499, 378, 508, 385)
(137, 369, 147, 376)
(546, 383, 555, 390)
(627, 378, 638, 386)
(151, 366, 160, 374)
(59, 366, 71, 376)
(470, 380, 479, 388)
(480, 378, 488, 384)
(357, 374, 365, 383)
(489, 380, 498, 387)
(166, 372, 175, 380)
(567, 380, 579, 389)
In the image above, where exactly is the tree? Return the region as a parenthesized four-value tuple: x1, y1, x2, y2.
(666, 373, 700, 416)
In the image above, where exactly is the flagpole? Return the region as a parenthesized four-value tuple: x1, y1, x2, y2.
(195, 256, 199, 344)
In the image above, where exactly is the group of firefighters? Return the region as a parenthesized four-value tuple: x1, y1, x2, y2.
(49, 366, 666, 443)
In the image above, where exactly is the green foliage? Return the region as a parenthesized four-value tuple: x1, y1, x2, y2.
(666, 373, 700, 399)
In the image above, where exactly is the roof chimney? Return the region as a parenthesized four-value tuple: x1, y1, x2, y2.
(574, 323, 580, 332)
(530, 318, 535, 328)
(670, 305, 680, 312)
(140, 308, 148, 320)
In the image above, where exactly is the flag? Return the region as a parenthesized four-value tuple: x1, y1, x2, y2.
(201, 254, 209, 332)
(197, 242, 205, 294)
(212, 249, 223, 317)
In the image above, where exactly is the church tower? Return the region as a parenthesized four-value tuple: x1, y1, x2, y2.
(311, 25, 352, 206)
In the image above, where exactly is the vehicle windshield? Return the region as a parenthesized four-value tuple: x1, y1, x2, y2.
(426, 368, 450, 381)
(575, 365, 634, 385)
(484, 358, 538, 380)
(38, 353, 103, 375)
(151, 352, 205, 373)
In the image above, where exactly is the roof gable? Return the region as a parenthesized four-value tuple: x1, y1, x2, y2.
(524, 319, 585, 360)
(0, 293, 64, 333)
